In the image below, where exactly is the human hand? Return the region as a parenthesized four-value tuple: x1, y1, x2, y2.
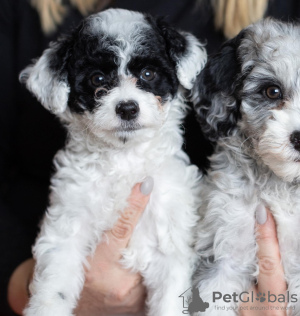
(75, 178, 153, 315)
(8, 178, 153, 315)
(239, 206, 287, 316)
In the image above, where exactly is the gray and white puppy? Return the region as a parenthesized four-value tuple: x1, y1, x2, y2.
(194, 18, 300, 315)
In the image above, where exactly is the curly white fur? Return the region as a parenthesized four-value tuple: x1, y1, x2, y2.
(20, 8, 206, 316)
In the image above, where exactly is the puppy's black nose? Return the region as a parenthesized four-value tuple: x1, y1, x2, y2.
(290, 131, 300, 151)
(116, 101, 139, 121)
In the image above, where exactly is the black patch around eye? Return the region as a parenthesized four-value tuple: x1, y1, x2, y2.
(65, 33, 120, 113)
(68, 69, 119, 113)
(128, 56, 178, 98)
(68, 65, 118, 113)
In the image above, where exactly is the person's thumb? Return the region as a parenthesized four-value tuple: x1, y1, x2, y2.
(106, 177, 153, 250)
(255, 205, 286, 297)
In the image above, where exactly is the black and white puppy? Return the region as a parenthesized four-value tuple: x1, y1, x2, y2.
(194, 19, 300, 315)
(20, 8, 206, 316)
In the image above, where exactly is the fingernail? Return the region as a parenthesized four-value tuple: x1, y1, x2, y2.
(256, 204, 267, 225)
(140, 177, 154, 195)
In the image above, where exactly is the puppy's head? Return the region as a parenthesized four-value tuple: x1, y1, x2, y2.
(20, 9, 206, 146)
(195, 18, 300, 182)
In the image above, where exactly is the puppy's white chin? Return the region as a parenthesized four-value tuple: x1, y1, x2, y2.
(115, 127, 156, 140)
(260, 157, 300, 182)
(115, 126, 141, 133)
(94, 126, 157, 147)
(257, 137, 300, 182)
(115, 129, 140, 143)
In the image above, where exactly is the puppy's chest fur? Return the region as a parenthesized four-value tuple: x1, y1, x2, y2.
(199, 135, 300, 278)
(47, 136, 197, 264)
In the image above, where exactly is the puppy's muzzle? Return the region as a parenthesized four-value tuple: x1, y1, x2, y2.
(116, 100, 139, 121)
(290, 131, 300, 151)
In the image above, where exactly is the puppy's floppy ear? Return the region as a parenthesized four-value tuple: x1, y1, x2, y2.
(151, 17, 207, 90)
(19, 35, 72, 114)
(195, 31, 246, 142)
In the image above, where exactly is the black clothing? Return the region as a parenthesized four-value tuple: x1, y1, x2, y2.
(1, 0, 300, 314)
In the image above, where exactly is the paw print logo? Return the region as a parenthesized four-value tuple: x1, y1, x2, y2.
(256, 292, 266, 303)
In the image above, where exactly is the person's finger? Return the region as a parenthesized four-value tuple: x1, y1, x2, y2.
(7, 258, 35, 315)
(106, 177, 153, 250)
(255, 205, 287, 296)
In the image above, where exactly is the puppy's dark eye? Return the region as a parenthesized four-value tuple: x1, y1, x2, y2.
(91, 74, 105, 87)
(265, 86, 282, 99)
(140, 69, 156, 81)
